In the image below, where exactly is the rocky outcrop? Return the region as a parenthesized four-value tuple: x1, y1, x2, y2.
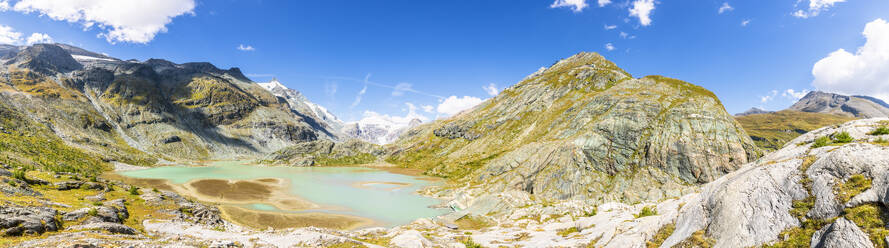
(389, 52, 759, 205)
(265, 139, 383, 166)
(4, 44, 82, 74)
(810, 218, 874, 248)
(789, 91, 889, 118)
(0, 205, 60, 236)
(661, 118, 889, 248)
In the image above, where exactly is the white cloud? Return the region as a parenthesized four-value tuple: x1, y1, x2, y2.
(237, 44, 255, 51)
(793, 0, 846, 18)
(0, 25, 23, 44)
(482, 83, 499, 96)
(619, 31, 628, 38)
(11, 0, 195, 43)
(604, 24, 617, 30)
(598, 0, 611, 7)
(421, 105, 434, 113)
(760, 90, 778, 103)
(437, 96, 484, 116)
(629, 0, 655, 26)
(718, 2, 733, 14)
(812, 18, 889, 102)
(783, 89, 811, 100)
(0, 0, 9, 11)
(550, 0, 588, 12)
(741, 19, 751, 26)
(392, 82, 412, 96)
(357, 102, 429, 131)
(604, 43, 615, 51)
(25, 32, 52, 44)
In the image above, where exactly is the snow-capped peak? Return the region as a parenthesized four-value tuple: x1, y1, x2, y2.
(257, 78, 287, 91)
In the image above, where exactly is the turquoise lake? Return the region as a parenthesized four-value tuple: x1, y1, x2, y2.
(119, 162, 450, 227)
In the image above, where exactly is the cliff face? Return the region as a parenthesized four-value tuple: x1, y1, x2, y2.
(0, 43, 335, 164)
(387, 52, 760, 204)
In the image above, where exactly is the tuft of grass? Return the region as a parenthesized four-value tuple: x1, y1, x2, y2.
(812, 136, 831, 148)
(455, 215, 493, 230)
(869, 126, 889, 136)
(557, 227, 579, 237)
(675, 230, 715, 248)
(834, 174, 872, 204)
(635, 205, 658, 218)
(833, 131, 854, 143)
(458, 236, 484, 248)
(646, 223, 675, 248)
(811, 131, 855, 148)
(87, 208, 98, 217)
(128, 186, 140, 196)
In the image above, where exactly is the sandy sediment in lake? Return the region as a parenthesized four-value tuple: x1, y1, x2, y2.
(219, 205, 375, 230)
(179, 178, 318, 211)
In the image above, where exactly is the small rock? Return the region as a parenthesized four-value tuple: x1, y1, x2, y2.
(54, 181, 84, 190)
(83, 182, 104, 190)
(0, 168, 10, 177)
(67, 222, 137, 235)
(162, 136, 182, 144)
(391, 230, 433, 248)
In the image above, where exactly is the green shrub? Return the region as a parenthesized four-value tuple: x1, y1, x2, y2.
(833, 131, 854, 143)
(812, 136, 831, 148)
(128, 186, 140, 195)
(635, 206, 658, 218)
(11, 169, 27, 181)
(87, 208, 98, 216)
(869, 126, 889, 136)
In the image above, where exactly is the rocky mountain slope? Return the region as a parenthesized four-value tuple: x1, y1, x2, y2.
(257, 78, 344, 138)
(789, 91, 889, 118)
(0, 43, 336, 166)
(735, 110, 856, 151)
(735, 107, 774, 116)
(386, 52, 760, 206)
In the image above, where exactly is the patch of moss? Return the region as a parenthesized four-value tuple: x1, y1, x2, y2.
(557, 227, 579, 237)
(676, 230, 715, 248)
(834, 174, 872, 204)
(455, 215, 493, 230)
(843, 204, 889, 247)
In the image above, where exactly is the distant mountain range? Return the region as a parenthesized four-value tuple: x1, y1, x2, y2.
(788, 91, 889, 118)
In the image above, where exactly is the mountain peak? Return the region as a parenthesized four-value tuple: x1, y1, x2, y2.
(789, 91, 889, 118)
(5, 43, 82, 74)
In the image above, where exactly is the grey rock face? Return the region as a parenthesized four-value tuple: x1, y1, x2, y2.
(789, 91, 889, 118)
(0, 205, 60, 236)
(662, 118, 889, 248)
(810, 218, 874, 248)
(4, 44, 82, 74)
(55, 181, 84, 190)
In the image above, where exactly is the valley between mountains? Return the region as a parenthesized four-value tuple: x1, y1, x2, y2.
(1, 43, 889, 248)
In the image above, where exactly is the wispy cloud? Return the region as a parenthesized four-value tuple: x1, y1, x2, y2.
(741, 19, 751, 27)
(598, 0, 611, 7)
(604, 24, 617, 30)
(350, 74, 371, 108)
(718, 2, 733, 14)
(392, 83, 412, 97)
(0, 25, 23, 44)
(482, 83, 499, 96)
(237, 44, 255, 51)
(783, 89, 810, 100)
(793, 0, 847, 18)
(605, 43, 615, 51)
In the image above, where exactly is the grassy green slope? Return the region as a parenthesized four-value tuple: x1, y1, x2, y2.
(735, 110, 856, 151)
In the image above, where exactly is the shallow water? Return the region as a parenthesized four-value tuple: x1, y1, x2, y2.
(119, 162, 450, 227)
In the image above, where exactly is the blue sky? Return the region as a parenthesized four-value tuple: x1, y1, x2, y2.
(1, 0, 888, 122)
